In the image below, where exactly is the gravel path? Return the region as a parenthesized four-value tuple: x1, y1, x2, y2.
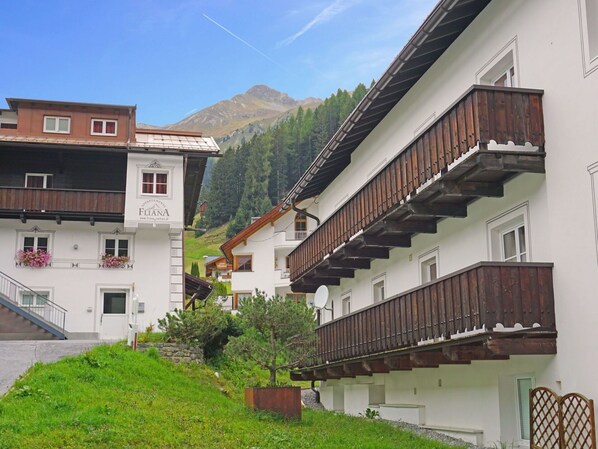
(0, 340, 102, 396)
(301, 389, 482, 448)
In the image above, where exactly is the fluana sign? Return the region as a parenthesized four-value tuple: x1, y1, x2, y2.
(138, 199, 170, 222)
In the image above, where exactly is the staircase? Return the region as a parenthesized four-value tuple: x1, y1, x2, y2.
(0, 271, 67, 340)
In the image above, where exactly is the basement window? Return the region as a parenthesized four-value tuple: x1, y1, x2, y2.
(20, 290, 49, 307)
(43, 116, 70, 134)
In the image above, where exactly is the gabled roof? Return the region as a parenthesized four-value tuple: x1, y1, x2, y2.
(282, 0, 491, 208)
(220, 202, 288, 261)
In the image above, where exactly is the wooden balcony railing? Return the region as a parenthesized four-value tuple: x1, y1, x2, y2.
(289, 86, 545, 282)
(309, 262, 555, 368)
(0, 187, 125, 215)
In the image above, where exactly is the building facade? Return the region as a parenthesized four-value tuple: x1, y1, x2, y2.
(285, 0, 598, 446)
(0, 98, 219, 340)
(221, 202, 316, 310)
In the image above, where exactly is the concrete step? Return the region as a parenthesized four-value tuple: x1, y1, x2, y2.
(373, 403, 426, 425)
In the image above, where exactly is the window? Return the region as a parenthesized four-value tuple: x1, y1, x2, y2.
(234, 255, 252, 272)
(294, 213, 307, 240)
(286, 293, 306, 303)
(104, 238, 129, 257)
(477, 40, 518, 88)
(372, 276, 385, 303)
(285, 256, 290, 271)
(420, 249, 439, 284)
(488, 204, 530, 262)
(341, 293, 351, 316)
(141, 171, 168, 195)
(579, 0, 598, 75)
(20, 290, 49, 307)
(0, 122, 17, 129)
(43, 116, 70, 134)
(501, 224, 527, 262)
(25, 173, 53, 188)
(103, 291, 126, 314)
(23, 235, 49, 252)
(516, 377, 535, 440)
(233, 292, 252, 310)
(91, 119, 118, 136)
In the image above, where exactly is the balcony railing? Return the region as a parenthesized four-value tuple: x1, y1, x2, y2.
(308, 262, 555, 368)
(0, 187, 125, 215)
(289, 86, 545, 283)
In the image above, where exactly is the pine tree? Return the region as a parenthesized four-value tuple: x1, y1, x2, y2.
(190, 262, 200, 277)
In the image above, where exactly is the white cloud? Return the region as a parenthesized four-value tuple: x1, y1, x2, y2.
(277, 0, 356, 47)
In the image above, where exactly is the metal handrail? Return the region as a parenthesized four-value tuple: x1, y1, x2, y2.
(0, 270, 67, 333)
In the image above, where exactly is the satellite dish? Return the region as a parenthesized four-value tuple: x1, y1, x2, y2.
(314, 285, 329, 309)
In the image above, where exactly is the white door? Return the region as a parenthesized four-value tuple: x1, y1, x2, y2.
(99, 290, 129, 339)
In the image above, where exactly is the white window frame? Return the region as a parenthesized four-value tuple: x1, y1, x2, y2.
(140, 170, 169, 196)
(500, 223, 527, 262)
(341, 292, 351, 316)
(21, 233, 51, 252)
(476, 37, 520, 87)
(101, 235, 132, 258)
(578, 0, 598, 76)
(487, 203, 531, 262)
(514, 376, 535, 443)
(419, 248, 439, 285)
(43, 116, 71, 134)
(25, 173, 53, 189)
(372, 274, 386, 303)
(90, 118, 118, 136)
(20, 289, 51, 308)
(590, 162, 598, 265)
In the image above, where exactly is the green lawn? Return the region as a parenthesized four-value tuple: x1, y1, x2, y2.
(184, 222, 229, 276)
(0, 345, 464, 449)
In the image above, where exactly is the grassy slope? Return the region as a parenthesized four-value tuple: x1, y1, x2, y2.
(184, 223, 228, 276)
(0, 345, 464, 449)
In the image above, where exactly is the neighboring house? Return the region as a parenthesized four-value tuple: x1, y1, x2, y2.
(198, 200, 208, 215)
(284, 0, 598, 446)
(220, 202, 316, 310)
(0, 97, 219, 340)
(204, 255, 232, 281)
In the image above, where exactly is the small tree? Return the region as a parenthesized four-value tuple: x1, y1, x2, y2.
(190, 262, 200, 278)
(225, 291, 317, 385)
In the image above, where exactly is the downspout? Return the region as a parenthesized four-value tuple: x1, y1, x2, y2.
(126, 106, 133, 149)
(291, 201, 320, 226)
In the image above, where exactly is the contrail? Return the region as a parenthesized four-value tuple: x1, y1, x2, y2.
(278, 0, 354, 48)
(202, 14, 286, 71)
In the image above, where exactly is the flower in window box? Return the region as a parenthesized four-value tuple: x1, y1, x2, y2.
(16, 250, 52, 268)
(101, 254, 130, 269)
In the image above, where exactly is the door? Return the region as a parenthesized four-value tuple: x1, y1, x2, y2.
(99, 290, 129, 339)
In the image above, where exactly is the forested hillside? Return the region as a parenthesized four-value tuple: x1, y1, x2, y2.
(201, 83, 369, 237)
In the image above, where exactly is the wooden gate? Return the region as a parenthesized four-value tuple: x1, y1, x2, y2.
(530, 387, 597, 449)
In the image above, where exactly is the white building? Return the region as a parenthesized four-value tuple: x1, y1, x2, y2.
(0, 98, 219, 340)
(221, 202, 316, 310)
(284, 0, 598, 446)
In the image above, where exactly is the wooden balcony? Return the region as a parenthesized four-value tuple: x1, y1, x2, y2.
(0, 187, 125, 222)
(292, 262, 556, 381)
(289, 86, 545, 292)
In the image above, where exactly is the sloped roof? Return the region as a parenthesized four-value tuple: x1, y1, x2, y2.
(220, 203, 288, 262)
(134, 130, 219, 154)
(282, 0, 491, 208)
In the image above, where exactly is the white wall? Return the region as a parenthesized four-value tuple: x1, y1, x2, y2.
(305, 0, 598, 443)
(0, 219, 172, 337)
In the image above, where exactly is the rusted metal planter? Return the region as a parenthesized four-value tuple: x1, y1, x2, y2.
(244, 386, 301, 420)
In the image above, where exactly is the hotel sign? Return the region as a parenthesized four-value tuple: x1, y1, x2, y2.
(138, 199, 170, 222)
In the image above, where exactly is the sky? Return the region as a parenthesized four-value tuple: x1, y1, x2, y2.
(0, 0, 436, 126)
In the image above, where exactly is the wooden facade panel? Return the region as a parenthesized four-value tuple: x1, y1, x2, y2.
(308, 263, 555, 366)
(289, 87, 545, 281)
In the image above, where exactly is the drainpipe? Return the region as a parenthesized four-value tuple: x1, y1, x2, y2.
(291, 201, 320, 226)
(126, 106, 133, 150)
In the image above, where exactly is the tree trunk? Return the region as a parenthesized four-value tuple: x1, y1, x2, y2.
(269, 369, 276, 385)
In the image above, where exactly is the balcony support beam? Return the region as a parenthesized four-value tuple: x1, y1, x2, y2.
(315, 267, 355, 279)
(362, 359, 390, 374)
(384, 356, 413, 371)
(302, 276, 341, 287)
(407, 203, 468, 218)
(478, 152, 546, 173)
(356, 234, 411, 248)
(438, 181, 504, 198)
(324, 258, 371, 270)
(383, 219, 437, 234)
(485, 337, 557, 356)
(442, 345, 510, 362)
(341, 246, 390, 259)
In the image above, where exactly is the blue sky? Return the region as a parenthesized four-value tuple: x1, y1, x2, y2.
(0, 0, 436, 125)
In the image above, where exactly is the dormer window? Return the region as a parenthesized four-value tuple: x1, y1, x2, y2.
(43, 116, 70, 134)
(91, 119, 117, 136)
(25, 173, 53, 188)
(141, 171, 168, 195)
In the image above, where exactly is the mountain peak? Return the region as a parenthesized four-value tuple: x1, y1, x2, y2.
(246, 84, 282, 97)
